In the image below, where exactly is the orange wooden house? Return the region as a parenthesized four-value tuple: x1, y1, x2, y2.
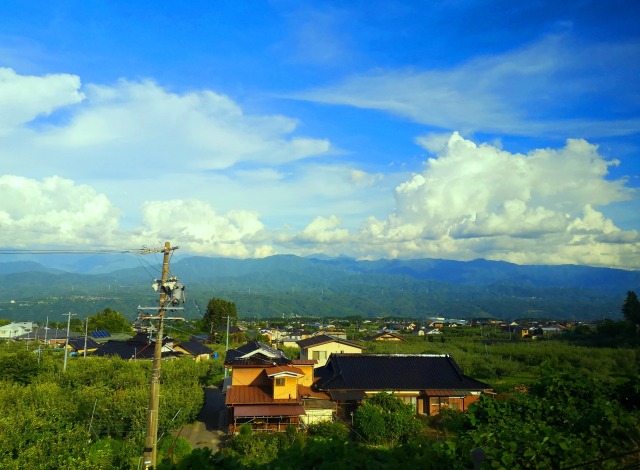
(224, 340, 332, 433)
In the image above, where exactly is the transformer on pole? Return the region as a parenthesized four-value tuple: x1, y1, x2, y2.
(142, 241, 182, 469)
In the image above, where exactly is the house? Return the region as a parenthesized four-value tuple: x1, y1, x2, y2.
(214, 324, 246, 339)
(361, 331, 405, 342)
(280, 338, 301, 349)
(297, 334, 364, 368)
(315, 330, 348, 340)
(93, 332, 181, 360)
(91, 330, 112, 341)
(224, 340, 290, 367)
(402, 322, 417, 331)
(14, 328, 82, 346)
(0, 321, 35, 338)
(502, 324, 528, 338)
(67, 337, 101, 355)
(415, 328, 443, 337)
(224, 340, 333, 433)
(260, 328, 288, 344)
(313, 354, 491, 420)
(173, 339, 213, 362)
(541, 326, 564, 336)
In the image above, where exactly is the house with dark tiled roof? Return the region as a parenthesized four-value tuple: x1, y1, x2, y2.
(297, 334, 364, 368)
(224, 340, 332, 433)
(224, 340, 290, 367)
(313, 354, 491, 419)
(93, 332, 181, 360)
(173, 339, 213, 362)
(14, 328, 82, 346)
(361, 331, 405, 342)
(67, 337, 101, 355)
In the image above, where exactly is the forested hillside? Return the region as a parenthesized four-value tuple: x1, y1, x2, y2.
(0, 255, 637, 322)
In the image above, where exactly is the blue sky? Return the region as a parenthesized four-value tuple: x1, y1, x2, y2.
(0, 0, 639, 269)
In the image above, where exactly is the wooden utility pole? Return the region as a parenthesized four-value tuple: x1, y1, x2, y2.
(143, 241, 173, 469)
(62, 312, 76, 371)
(224, 315, 230, 378)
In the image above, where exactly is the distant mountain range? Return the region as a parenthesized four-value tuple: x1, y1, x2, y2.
(0, 254, 638, 322)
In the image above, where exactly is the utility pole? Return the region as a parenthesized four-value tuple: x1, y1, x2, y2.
(142, 242, 177, 469)
(84, 316, 89, 358)
(224, 315, 230, 378)
(63, 312, 76, 371)
(44, 316, 49, 346)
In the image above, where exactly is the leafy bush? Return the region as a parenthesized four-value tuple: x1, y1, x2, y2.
(353, 392, 422, 445)
(157, 436, 192, 464)
(307, 420, 350, 441)
(437, 408, 470, 434)
(0, 347, 40, 384)
(223, 426, 288, 466)
(452, 370, 640, 469)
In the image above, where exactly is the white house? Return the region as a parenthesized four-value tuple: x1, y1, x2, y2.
(297, 334, 364, 368)
(0, 322, 36, 338)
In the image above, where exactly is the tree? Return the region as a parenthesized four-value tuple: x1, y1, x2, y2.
(69, 318, 85, 334)
(0, 349, 40, 384)
(201, 298, 238, 334)
(622, 291, 640, 325)
(87, 308, 133, 333)
(454, 369, 640, 469)
(353, 392, 422, 445)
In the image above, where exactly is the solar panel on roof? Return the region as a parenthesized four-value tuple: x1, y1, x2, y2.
(91, 330, 111, 338)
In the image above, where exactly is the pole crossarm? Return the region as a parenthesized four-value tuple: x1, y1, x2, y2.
(142, 241, 180, 469)
(138, 307, 184, 311)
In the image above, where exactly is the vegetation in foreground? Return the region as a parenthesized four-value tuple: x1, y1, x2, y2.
(153, 365, 640, 470)
(0, 343, 223, 469)
(1, 292, 639, 468)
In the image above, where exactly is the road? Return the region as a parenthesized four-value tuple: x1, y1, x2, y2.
(171, 386, 227, 452)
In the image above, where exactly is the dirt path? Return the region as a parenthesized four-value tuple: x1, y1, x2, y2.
(172, 386, 227, 452)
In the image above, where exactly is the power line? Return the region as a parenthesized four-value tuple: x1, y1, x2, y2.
(0, 246, 175, 255)
(0, 248, 139, 254)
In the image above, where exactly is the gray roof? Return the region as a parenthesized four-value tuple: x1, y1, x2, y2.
(297, 334, 363, 350)
(176, 340, 212, 356)
(93, 333, 179, 360)
(225, 340, 289, 366)
(15, 328, 81, 341)
(314, 354, 490, 392)
(68, 337, 101, 350)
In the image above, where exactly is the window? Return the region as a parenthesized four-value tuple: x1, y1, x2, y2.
(312, 350, 327, 361)
(400, 396, 418, 413)
(275, 378, 285, 386)
(429, 397, 449, 414)
(429, 397, 462, 414)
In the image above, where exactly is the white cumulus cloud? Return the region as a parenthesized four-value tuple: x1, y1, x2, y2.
(136, 199, 272, 258)
(0, 175, 121, 247)
(291, 215, 350, 244)
(357, 133, 639, 268)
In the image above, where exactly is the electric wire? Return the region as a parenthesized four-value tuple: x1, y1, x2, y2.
(0, 248, 147, 254)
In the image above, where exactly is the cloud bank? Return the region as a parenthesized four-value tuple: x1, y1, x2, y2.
(357, 133, 638, 267)
(0, 68, 331, 180)
(0, 68, 638, 269)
